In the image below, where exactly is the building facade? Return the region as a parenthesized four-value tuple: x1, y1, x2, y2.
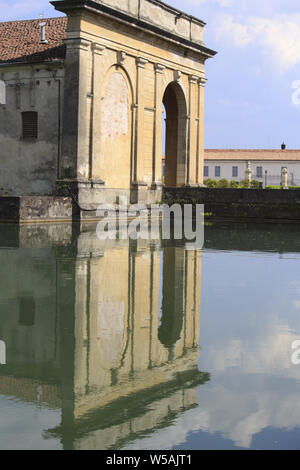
(0, 18, 66, 196)
(0, 0, 216, 206)
(204, 149, 300, 187)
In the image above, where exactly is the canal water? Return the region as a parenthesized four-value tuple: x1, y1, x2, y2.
(1, 221, 300, 450)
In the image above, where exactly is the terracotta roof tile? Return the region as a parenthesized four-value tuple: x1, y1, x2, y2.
(205, 149, 300, 161)
(0, 17, 67, 64)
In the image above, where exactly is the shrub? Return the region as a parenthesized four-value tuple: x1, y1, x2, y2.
(230, 180, 239, 188)
(251, 180, 261, 189)
(217, 178, 229, 188)
(240, 178, 251, 188)
(265, 185, 281, 189)
(204, 178, 218, 188)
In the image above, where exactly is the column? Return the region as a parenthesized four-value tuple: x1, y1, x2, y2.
(90, 42, 106, 182)
(133, 57, 148, 186)
(152, 63, 165, 189)
(187, 75, 198, 186)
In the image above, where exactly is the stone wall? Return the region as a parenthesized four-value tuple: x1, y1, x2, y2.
(163, 187, 300, 221)
(0, 196, 73, 222)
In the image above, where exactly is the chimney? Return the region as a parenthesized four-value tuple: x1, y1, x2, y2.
(281, 142, 286, 150)
(39, 22, 48, 44)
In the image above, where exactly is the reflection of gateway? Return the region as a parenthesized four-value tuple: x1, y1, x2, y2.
(0, 224, 207, 450)
(0, 340, 6, 365)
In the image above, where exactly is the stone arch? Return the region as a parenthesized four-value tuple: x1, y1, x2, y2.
(0, 340, 6, 365)
(97, 66, 133, 189)
(162, 81, 187, 187)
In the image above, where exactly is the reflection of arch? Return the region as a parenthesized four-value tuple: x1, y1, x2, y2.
(97, 296, 128, 371)
(158, 248, 184, 350)
(0, 340, 6, 365)
(0, 80, 5, 105)
(163, 81, 187, 187)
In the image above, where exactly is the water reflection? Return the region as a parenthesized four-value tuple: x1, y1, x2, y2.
(0, 224, 207, 450)
(2, 221, 300, 450)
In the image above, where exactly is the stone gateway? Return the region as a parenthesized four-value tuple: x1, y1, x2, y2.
(0, 0, 216, 217)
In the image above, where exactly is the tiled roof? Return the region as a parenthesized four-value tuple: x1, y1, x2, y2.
(204, 149, 300, 161)
(0, 17, 67, 65)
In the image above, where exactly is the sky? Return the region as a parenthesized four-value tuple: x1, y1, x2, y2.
(1, 0, 300, 149)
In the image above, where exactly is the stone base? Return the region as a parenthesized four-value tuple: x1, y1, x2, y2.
(130, 182, 163, 205)
(0, 181, 164, 223)
(0, 196, 73, 223)
(57, 179, 163, 209)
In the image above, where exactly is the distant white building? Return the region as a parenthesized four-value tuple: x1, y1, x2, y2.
(204, 147, 300, 186)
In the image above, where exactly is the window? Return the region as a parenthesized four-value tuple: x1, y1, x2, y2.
(22, 111, 38, 139)
(232, 166, 238, 178)
(204, 166, 209, 177)
(256, 166, 263, 178)
(215, 166, 221, 177)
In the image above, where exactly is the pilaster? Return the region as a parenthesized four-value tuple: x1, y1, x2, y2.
(60, 37, 92, 180)
(134, 57, 148, 185)
(187, 74, 198, 185)
(152, 63, 166, 189)
(197, 77, 207, 185)
(90, 42, 106, 180)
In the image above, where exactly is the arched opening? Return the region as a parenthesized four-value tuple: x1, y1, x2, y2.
(162, 82, 187, 187)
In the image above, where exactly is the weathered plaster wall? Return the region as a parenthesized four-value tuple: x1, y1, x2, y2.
(0, 64, 64, 196)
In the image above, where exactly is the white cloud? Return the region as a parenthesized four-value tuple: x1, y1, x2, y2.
(124, 322, 300, 450)
(215, 13, 300, 71)
(217, 98, 249, 108)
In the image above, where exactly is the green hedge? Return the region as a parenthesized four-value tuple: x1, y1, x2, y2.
(204, 179, 261, 189)
(265, 186, 300, 190)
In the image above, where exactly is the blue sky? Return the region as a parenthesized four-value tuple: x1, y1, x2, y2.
(2, 0, 300, 149)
